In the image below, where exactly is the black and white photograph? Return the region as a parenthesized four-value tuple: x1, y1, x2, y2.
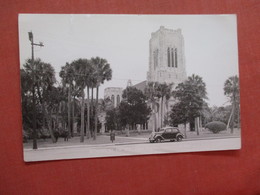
(19, 14, 241, 162)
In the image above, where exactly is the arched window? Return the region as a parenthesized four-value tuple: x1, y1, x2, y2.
(111, 95, 115, 107)
(116, 95, 120, 107)
(175, 48, 178, 68)
(167, 48, 170, 67)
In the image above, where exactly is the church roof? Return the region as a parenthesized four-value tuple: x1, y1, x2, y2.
(133, 80, 147, 93)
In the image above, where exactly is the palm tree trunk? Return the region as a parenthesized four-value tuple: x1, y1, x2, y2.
(72, 96, 75, 137)
(87, 86, 90, 139)
(196, 117, 200, 135)
(237, 105, 240, 130)
(184, 123, 187, 138)
(152, 103, 156, 132)
(68, 84, 72, 138)
(91, 87, 94, 137)
(231, 100, 236, 134)
(227, 103, 235, 131)
(94, 85, 99, 140)
(35, 84, 56, 142)
(80, 89, 85, 142)
(161, 97, 164, 128)
(165, 100, 169, 126)
(45, 107, 56, 143)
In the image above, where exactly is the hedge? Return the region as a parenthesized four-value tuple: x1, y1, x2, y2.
(205, 121, 227, 134)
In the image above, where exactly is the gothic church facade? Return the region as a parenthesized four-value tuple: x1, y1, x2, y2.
(103, 26, 188, 132)
(147, 26, 187, 130)
(147, 26, 187, 87)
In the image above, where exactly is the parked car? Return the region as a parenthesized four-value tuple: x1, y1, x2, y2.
(149, 127, 184, 143)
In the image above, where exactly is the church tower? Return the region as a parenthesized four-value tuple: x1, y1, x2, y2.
(147, 26, 187, 88)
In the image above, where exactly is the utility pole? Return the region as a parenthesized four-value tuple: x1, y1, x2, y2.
(28, 31, 44, 149)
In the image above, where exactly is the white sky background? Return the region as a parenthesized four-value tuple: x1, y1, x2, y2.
(19, 14, 239, 107)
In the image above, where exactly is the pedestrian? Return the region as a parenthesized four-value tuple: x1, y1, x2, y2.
(110, 130, 115, 143)
(64, 130, 69, 141)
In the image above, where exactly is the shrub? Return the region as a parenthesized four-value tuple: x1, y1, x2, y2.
(205, 121, 226, 134)
(39, 128, 51, 140)
(23, 130, 29, 143)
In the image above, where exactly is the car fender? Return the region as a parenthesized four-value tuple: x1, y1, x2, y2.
(176, 133, 184, 138)
(154, 135, 164, 140)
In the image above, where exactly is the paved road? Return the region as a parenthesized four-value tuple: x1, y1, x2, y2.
(24, 137, 241, 162)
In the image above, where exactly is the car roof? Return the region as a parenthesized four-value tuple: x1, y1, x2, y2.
(161, 127, 179, 130)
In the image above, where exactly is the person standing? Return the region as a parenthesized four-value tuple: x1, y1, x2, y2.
(110, 130, 115, 143)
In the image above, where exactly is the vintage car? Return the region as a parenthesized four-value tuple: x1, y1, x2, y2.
(149, 127, 184, 143)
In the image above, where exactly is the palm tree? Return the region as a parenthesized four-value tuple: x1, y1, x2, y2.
(91, 57, 112, 140)
(145, 82, 160, 132)
(22, 58, 57, 143)
(73, 59, 94, 142)
(59, 62, 75, 137)
(224, 75, 240, 133)
(71, 81, 81, 136)
(157, 83, 173, 128)
(187, 74, 207, 98)
(89, 74, 97, 137)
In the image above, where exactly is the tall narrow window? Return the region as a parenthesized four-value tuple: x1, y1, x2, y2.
(153, 51, 156, 70)
(116, 95, 120, 107)
(111, 95, 115, 107)
(153, 49, 159, 70)
(156, 49, 158, 68)
(171, 48, 174, 67)
(175, 48, 178, 68)
(167, 48, 170, 67)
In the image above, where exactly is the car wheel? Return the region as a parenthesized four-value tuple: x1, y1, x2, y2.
(156, 137, 162, 143)
(149, 140, 154, 143)
(177, 135, 183, 142)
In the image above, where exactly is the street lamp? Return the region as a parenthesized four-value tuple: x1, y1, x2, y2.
(28, 31, 44, 149)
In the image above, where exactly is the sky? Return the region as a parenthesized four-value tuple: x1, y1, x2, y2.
(19, 14, 239, 107)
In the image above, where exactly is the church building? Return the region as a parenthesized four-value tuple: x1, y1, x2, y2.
(146, 26, 187, 130)
(147, 26, 187, 86)
(103, 26, 187, 132)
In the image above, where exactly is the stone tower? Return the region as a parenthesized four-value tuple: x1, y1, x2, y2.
(147, 26, 187, 130)
(147, 26, 187, 87)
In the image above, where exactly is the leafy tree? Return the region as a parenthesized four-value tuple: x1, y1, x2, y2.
(119, 87, 151, 131)
(224, 75, 240, 133)
(105, 108, 121, 131)
(202, 105, 232, 125)
(172, 74, 207, 132)
(169, 101, 188, 137)
(170, 102, 187, 126)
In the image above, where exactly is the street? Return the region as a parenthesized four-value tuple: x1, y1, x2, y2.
(24, 137, 241, 162)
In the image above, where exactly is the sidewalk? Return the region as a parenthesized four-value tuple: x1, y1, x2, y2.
(23, 134, 147, 150)
(23, 128, 240, 150)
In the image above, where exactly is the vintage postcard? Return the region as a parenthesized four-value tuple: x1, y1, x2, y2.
(19, 14, 241, 162)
